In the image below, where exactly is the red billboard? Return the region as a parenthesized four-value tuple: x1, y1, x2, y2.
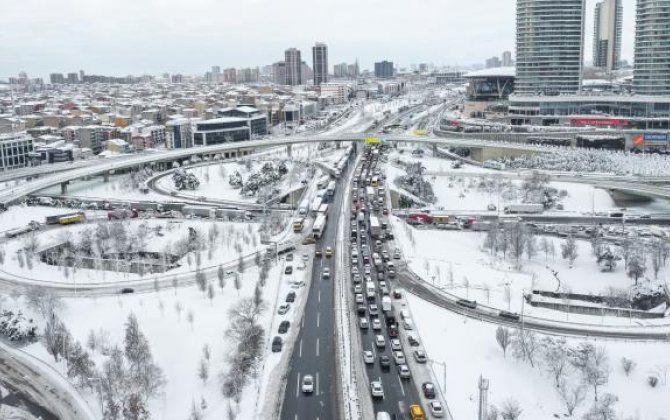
(570, 118, 630, 127)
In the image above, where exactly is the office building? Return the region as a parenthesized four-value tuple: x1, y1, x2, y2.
(217, 106, 267, 136)
(515, 0, 585, 95)
(285, 48, 302, 86)
(633, 0, 670, 95)
(348, 62, 359, 78)
(224, 68, 237, 83)
(50, 73, 65, 84)
(486, 56, 501, 68)
(273, 62, 286, 85)
(374, 60, 394, 78)
(334, 63, 348, 78)
(237, 68, 259, 83)
(0, 133, 34, 170)
(166, 119, 193, 149)
(312, 42, 328, 85)
(301, 62, 312, 84)
(502, 51, 513, 67)
(593, 0, 622, 71)
(171, 74, 184, 83)
(67, 72, 79, 84)
(192, 118, 254, 146)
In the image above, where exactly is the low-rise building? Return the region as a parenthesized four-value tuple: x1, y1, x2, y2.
(0, 133, 34, 170)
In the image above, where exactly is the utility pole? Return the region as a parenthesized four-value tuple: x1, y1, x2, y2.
(478, 375, 489, 420)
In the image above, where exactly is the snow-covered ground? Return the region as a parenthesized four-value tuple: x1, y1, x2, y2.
(390, 217, 667, 325)
(15, 245, 312, 420)
(407, 294, 670, 420)
(1, 218, 263, 285)
(0, 205, 107, 233)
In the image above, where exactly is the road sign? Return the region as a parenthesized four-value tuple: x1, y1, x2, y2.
(364, 137, 381, 144)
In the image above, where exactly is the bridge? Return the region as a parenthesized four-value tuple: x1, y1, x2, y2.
(3, 133, 670, 206)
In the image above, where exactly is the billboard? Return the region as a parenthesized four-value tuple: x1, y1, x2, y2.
(570, 118, 630, 127)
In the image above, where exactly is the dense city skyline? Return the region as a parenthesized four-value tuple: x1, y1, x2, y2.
(1, 0, 637, 79)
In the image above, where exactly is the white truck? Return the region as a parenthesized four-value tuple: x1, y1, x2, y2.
(326, 180, 336, 197)
(381, 296, 392, 313)
(313, 214, 327, 239)
(504, 203, 544, 214)
(369, 216, 381, 238)
(311, 196, 323, 213)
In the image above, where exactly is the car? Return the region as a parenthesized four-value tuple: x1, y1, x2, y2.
(409, 404, 425, 420)
(355, 293, 364, 303)
(370, 381, 384, 399)
(284, 266, 293, 275)
(403, 318, 414, 330)
(354, 284, 363, 294)
(397, 364, 411, 379)
(363, 350, 375, 364)
(388, 324, 399, 338)
(390, 338, 402, 351)
(302, 237, 316, 245)
(382, 251, 390, 261)
(352, 274, 361, 283)
(375, 335, 386, 348)
(368, 304, 379, 316)
(322, 267, 330, 279)
(351, 266, 359, 275)
(392, 351, 406, 365)
(291, 280, 305, 289)
(285, 253, 293, 262)
(351, 256, 359, 265)
(388, 269, 396, 278)
(271, 336, 283, 352)
(379, 355, 391, 369)
(302, 375, 314, 393)
(357, 304, 367, 315)
(407, 334, 420, 347)
(315, 249, 322, 257)
(120, 288, 135, 294)
(325, 247, 334, 257)
(278, 304, 290, 315)
(413, 350, 427, 363)
(364, 266, 371, 275)
(393, 250, 401, 259)
(393, 289, 403, 299)
(359, 317, 369, 329)
(302, 253, 310, 262)
(422, 382, 436, 399)
(429, 401, 445, 418)
(372, 318, 382, 330)
(278, 320, 290, 334)
(285, 291, 296, 302)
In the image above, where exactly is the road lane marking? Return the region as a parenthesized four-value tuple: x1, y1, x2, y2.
(299, 339, 303, 358)
(316, 371, 320, 395)
(397, 374, 406, 396)
(317, 312, 320, 328)
(318, 290, 321, 303)
(316, 338, 320, 357)
(296, 372, 300, 398)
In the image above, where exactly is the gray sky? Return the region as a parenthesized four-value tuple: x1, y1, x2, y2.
(0, 0, 636, 79)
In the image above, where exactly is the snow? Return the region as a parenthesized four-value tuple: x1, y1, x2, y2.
(406, 294, 670, 420)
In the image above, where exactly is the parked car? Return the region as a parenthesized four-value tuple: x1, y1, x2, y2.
(286, 291, 296, 302)
(272, 336, 283, 352)
(407, 334, 420, 347)
(429, 401, 445, 418)
(284, 266, 293, 275)
(413, 350, 427, 363)
(278, 321, 290, 334)
(278, 304, 290, 315)
(422, 382, 436, 399)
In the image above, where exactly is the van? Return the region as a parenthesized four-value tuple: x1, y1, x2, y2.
(376, 412, 392, 420)
(409, 404, 425, 420)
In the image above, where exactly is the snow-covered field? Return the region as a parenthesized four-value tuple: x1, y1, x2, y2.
(38, 174, 168, 202)
(16, 245, 312, 420)
(407, 294, 670, 420)
(1, 218, 263, 285)
(390, 217, 668, 325)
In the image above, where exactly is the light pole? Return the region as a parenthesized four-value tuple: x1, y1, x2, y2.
(430, 359, 447, 396)
(88, 377, 104, 415)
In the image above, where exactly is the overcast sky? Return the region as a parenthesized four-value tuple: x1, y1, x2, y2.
(0, 0, 637, 79)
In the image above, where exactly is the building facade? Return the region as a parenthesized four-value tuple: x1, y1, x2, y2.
(593, 0, 622, 71)
(320, 83, 349, 104)
(285, 48, 302, 86)
(374, 61, 394, 78)
(272, 62, 286, 85)
(192, 118, 252, 146)
(0, 133, 34, 170)
(515, 0, 585, 95)
(312, 42, 328, 85)
(502, 51, 513, 66)
(633, 0, 670, 95)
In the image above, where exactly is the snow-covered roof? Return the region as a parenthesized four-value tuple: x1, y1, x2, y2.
(465, 66, 516, 78)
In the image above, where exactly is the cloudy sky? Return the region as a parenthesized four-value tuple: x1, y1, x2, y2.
(0, 0, 637, 79)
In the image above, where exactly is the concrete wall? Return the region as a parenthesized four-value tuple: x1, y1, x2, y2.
(469, 146, 540, 162)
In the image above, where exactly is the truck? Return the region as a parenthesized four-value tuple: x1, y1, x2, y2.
(180, 206, 215, 219)
(381, 296, 392, 313)
(4, 221, 41, 238)
(45, 211, 86, 225)
(369, 216, 381, 238)
(298, 198, 310, 216)
(318, 204, 329, 214)
(108, 208, 140, 220)
(312, 214, 327, 239)
(316, 175, 330, 189)
(310, 196, 323, 213)
(326, 180, 336, 197)
(366, 186, 376, 201)
(504, 203, 544, 214)
(407, 212, 433, 225)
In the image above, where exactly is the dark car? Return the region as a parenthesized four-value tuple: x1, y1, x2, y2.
(407, 334, 420, 347)
(388, 324, 399, 337)
(379, 355, 391, 370)
(422, 382, 436, 399)
(357, 305, 367, 315)
(286, 254, 294, 262)
(278, 321, 290, 334)
(120, 288, 134, 294)
(315, 249, 322, 257)
(272, 336, 283, 352)
(284, 266, 293, 275)
(286, 291, 296, 303)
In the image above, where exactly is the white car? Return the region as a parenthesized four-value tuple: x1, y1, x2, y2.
(429, 401, 445, 418)
(352, 256, 359, 265)
(302, 253, 309, 262)
(322, 268, 330, 279)
(403, 318, 414, 330)
(375, 334, 386, 349)
(352, 274, 362, 283)
(363, 350, 375, 364)
(355, 293, 364, 303)
(359, 317, 369, 329)
(351, 266, 359, 275)
(354, 284, 363, 294)
(372, 318, 382, 330)
(390, 338, 402, 351)
(392, 351, 406, 365)
(370, 380, 384, 399)
(397, 364, 410, 379)
(302, 375, 314, 393)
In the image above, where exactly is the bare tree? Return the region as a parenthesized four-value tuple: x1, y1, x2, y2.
(25, 287, 63, 318)
(234, 274, 242, 296)
(558, 380, 586, 416)
(626, 251, 646, 285)
(512, 328, 540, 368)
(582, 393, 618, 420)
(621, 357, 636, 376)
(540, 237, 551, 261)
(496, 326, 511, 358)
(542, 336, 570, 388)
(187, 310, 195, 330)
(174, 301, 184, 321)
(198, 357, 209, 384)
(195, 270, 207, 293)
(217, 266, 225, 290)
(569, 342, 610, 401)
(500, 398, 522, 420)
(207, 284, 215, 304)
(561, 235, 578, 267)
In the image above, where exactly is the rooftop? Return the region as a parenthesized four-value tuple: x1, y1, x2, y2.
(465, 66, 516, 79)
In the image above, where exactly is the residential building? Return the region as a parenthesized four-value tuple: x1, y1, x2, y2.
(374, 61, 394, 78)
(593, 0, 622, 71)
(320, 83, 350, 104)
(0, 133, 34, 170)
(273, 62, 286, 85)
(301, 61, 312, 84)
(50, 73, 65, 84)
(224, 68, 237, 83)
(67, 72, 79, 84)
(171, 74, 183, 83)
(485, 56, 501, 68)
(285, 48, 302, 86)
(348, 62, 359, 78)
(77, 126, 105, 153)
(502, 51, 513, 66)
(237, 68, 259, 83)
(312, 42, 328, 85)
(515, 0, 585, 95)
(165, 119, 193, 149)
(334, 63, 348, 78)
(633, 0, 670, 95)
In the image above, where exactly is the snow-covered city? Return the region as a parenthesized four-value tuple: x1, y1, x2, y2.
(1, 1, 670, 420)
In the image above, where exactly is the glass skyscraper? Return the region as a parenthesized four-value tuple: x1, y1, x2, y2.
(633, 0, 670, 95)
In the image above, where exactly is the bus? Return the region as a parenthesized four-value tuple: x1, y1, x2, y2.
(318, 204, 329, 214)
(292, 218, 305, 233)
(371, 176, 379, 188)
(58, 213, 86, 225)
(312, 214, 327, 239)
(327, 181, 336, 196)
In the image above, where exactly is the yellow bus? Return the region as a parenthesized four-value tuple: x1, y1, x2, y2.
(58, 213, 86, 225)
(292, 218, 305, 233)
